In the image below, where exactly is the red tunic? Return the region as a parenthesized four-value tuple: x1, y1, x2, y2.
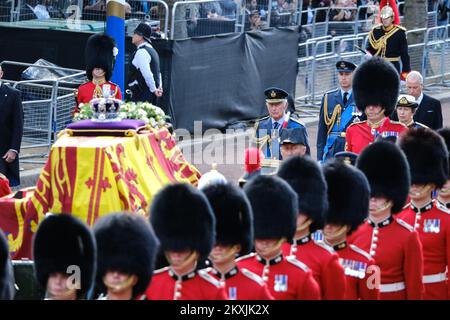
(398, 200, 450, 300)
(333, 241, 380, 300)
(74, 81, 122, 114)
(0, 173, 11, 197)
(208, 266, 274, 300)
(236, 253, 321, 300)
(350, 216, 424, 300)
(345, 118, 407, 154)
(145, 267, 228, 300)
(282, 235, 346, 300)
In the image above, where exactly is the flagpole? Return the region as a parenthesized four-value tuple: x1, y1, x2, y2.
(106, 0, 125, 97)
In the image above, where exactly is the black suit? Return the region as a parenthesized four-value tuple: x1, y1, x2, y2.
(414, 94, 443, 130)
(0, 83, 24, 186)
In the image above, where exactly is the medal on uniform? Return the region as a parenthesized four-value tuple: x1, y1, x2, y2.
(424, 219, 440, 233)
(228, 287, 237, 300)
(358, 262, 367, 279)
(274, 275, 288, 292)
(351, 105, 361, 122)
(312, 230, 324, 242)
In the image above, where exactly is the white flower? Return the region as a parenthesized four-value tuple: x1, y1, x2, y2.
(149, 118, 157, 128)
(113, 47, 119, 57)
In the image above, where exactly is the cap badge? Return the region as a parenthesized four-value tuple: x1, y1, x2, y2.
(270, 90, 276, 98)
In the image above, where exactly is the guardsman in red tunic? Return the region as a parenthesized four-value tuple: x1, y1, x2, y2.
(145, 183, 228, 300)
(277, 156, 346, 300)
(345, 57, 407, 154)
(437, 128, 450, 209)
(350, 141, 424, 300)
(238, 175, 321, 300)
(93, 213, 159, 300)
(398, 128, 450, 300)
(202, 183, 274, 300)
(74, 33, 122, 115)
(322, 158, 380, 300)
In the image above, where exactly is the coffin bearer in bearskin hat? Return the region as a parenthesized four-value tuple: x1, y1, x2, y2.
(145, 183, 227, 300)
(238, 175, 320, 300)
(345, 57, 407, 154)
(202, 183, 274, 300)
(395, 94, 428, 129)
(238, 148, 264, 188)
(33, 214, 97, 300)
(74, 33, 122, 115)
(93, 213, 160, 300)
(277, 156, 346, 300)
(254, 87, 310, 160)
(437, 128, 450, 208)
(398, 128, 450, 300)
(0, 229, 15, 300)
(322, 159, 379, 300)
(350, 141, 424, 300)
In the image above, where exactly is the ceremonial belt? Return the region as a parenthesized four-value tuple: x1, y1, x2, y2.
(329, 132, 346, 138)
(384, 57, 400, 62)
(379, 281, 405, 293)
(423, 272, 447, 284)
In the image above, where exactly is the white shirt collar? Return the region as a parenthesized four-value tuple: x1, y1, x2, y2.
(340, 88, 352, 97)
(271, 114, 285, 127)
(416, 92, 424, 105)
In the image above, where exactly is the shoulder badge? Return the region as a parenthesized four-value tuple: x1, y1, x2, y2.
(313, 240, 336, 255)
(153, 266, 170, 275)
(396, 218, 414, 232)
(236, 252, 256, 262)
(241, 268, 266, 286)
(349, 244, 372, 261)
(198, 269, 222, 288)
(286, 255, 309, 272)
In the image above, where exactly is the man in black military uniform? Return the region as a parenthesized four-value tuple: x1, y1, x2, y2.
(366, 4, 411, 80)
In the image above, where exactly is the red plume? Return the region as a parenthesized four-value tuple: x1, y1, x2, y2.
(244, 148, 264, 173)
(379, 0, 401, 25)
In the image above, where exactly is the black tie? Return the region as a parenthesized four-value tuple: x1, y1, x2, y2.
(343, 92, 348, 106)
(273, 122, 280, 130)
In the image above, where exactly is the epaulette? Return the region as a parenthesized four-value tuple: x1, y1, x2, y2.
(436, 201, 450, 215)
(347, 120, 367, 128)
(395, 25, 407, 32)
(253, 115, 269, 131)
(286, 255, 309, 272)
(241, 268, 266, 286)
(153, 266, 170, 275)
(326, 88, 340, 95)
(289, 117, 306, 127)
(236, 252, 256, 262)
(313, 240, 336, 255)
(198, 269, 222, 288)
(396, 218, 414, 232)
(349, 244, 372, 261)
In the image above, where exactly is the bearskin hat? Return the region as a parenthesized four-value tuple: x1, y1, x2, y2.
(323, 160, 370, 233)
(398, 128, 449, 188)
(244, 175, 297, 242)
(0, 229, 15, 300)
(85, 33, 116, 81)
(353, 57, 400, 117)
(356, 141, 410, 213)
(202, 183, 253, 256)
(32, 214, 97, 298)
(438, 127, 450, 174)
(93, 213, 160, 298)
(277, 156, 328, 232)
(150, 183, 215, 260)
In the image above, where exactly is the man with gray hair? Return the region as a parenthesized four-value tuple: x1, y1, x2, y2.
(404, 71, 443, 129)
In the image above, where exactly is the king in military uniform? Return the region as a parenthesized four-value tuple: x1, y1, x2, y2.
(398, 128, 450, 300)
(203, 183, 274, 300)
(74, 33, 122, 115)
(395, 94, 428, 129)
(345, 57, 407, 154)
(322, 159, 380, 300)
(317, 60, 361, 162)
(254, 87, 309, 160)
(367, 0, 411, 80)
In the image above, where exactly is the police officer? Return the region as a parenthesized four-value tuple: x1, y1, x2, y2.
(279, 127, 309, 160)
(74, 33, 122, 115)
(254, 87, 309, 160)
(317, 60, 360, 162)
(0, 229, 14, 300)
(278, 156, 347, 300)
(93, 213, 160, 300)
(202, 183, 274, 300)
(33, 214, 96, 300)
(351, 141, 424, 300)
(145, 183, 228, 300)
(395, 94, 428, 129)
(322, 159, 379, 300)
(345, 57, 407, 154)
(127, 23, 163, 104)
(238, 175, 321, 300)
(437, 127, 450, 208)
(398, 128, 450, 300)
(367, 1, 411, 80)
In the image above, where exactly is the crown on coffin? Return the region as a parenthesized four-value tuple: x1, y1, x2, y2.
(90, 84, 122, 122)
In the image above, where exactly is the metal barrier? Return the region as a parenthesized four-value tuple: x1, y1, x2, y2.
(0, 61, 84, 163)
(0, 0, 14, 22)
